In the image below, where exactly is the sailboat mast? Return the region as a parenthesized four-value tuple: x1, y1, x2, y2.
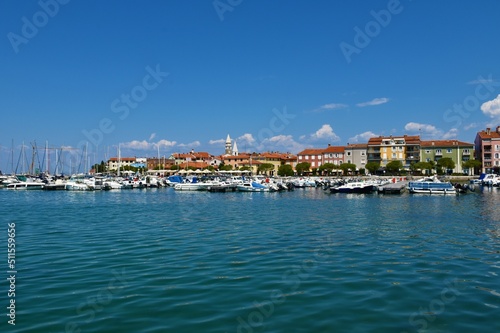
(117, 144, 121, 177)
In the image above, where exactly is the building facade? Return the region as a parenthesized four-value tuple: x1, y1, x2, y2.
(420, 140, 474, 174)
(475, 127, 500, 173)
(344, 144, 368, 171)
(107, 157, 137, 171)
(367, 135, 420, 169)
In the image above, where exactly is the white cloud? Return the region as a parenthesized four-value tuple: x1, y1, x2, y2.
(442, 128, 459, 140)
(309, 124, 340, 142)
(148, 133, 156, 141)
(464, 123, 478, 131)
(404, 122, 459, 140)
(259, 135, 305, 153)
(120, 139, 176, 151)
(178, 141, 200, 148)
(237, 133, 256, 146)
(404, 122, 439, 134)
(348, 131, 378, 143)
(481, 94, 500, 118)
(313, 103, 348, 112)
(356, 97, 389, 107)
(209, 138, 225, 145)
(155, 139, 176, 148)
(121, 140, 151, 150)
(467, 75, 496, 85)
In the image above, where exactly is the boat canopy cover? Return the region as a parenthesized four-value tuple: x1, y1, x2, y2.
(168, 175, 183, 183)
(251, 181, 267, 189)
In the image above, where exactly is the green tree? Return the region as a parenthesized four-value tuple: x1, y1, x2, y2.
(257, 163, 275, 175)
(436, 157, 455, 174)
(413, 161, 432, 175)
(365, 161, 380, 175)
(339, 163, 356, 176)
(91, 160, 107, 173)
(220, 164, 233, 171)
(385, 160, 403, 175)
(239, 166, 251, 171)
(358, 168, 365, 175)
(295, 162, 311, 175)
(278, 164, 294, 177)
(319, 163, 335, 175)
(462, 159, 481, 175)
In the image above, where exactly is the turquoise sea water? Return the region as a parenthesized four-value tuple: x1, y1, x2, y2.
(1, 188, 499, 333)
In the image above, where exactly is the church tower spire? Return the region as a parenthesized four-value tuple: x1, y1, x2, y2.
(225, 134, 232, 155)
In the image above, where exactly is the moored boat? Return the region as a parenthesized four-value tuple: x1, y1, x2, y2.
(236, 181, 269, 192)
(330, 182, 374, 194)
(408, 176, 456, 194)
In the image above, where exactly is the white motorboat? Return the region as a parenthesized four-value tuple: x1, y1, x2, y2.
(408, 176, 456, 194)
(330, 182, 374, 193)
(236, 181, 269, 192)
(7, 179, 45, 190)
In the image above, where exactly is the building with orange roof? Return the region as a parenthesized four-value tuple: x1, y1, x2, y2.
(421, 140, 474, 174)
(367, 135, 420, 168)
(297, 145, 345, 171)
(107, 157, 137, 171)
(474, 126, 500, 173)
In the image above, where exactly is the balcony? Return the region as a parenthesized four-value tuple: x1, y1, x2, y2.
(435, 151, 442, 156)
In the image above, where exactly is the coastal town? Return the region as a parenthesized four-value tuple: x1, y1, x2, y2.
(99, 126, 500, 177)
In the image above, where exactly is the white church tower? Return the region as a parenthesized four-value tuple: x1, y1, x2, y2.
(232, 140, 239, 156)
(225, 134, 232, 155)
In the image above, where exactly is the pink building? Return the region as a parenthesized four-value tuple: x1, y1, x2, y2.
(474, 126, 500, 173)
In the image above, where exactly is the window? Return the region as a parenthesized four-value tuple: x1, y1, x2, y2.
(426, 158, 430, 162)
(382, 148, 387, 152)
(329, 153, 333, 158)
(392, 153, 396, 158)
(298, 156, 302, 160)
(347, 160, 351, 164)
(361, 151, 366, 156)
(495, 153, 499, 159)
(334, 153, 338, 158)
(347, 152, 351, 156)
(425, 150, 431, 154)
(496, 145, 500, 151)
(311, 161, 315, 167)
(305, 156, 309, 160)
(447, 149, 452, 153)
(318, 155, 321, 159)
(436, 149, 442, 154)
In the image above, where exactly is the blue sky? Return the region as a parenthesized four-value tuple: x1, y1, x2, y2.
(2, 0, 500, 173)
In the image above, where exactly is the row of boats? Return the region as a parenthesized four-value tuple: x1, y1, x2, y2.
(0, 173, 477, 194)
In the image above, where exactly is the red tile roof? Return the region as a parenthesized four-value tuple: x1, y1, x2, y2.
(323, 146, 345, 153)
(420, 140, 474, 147)
(476, 127, 500, 139)
(108, 157, 136, 162)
